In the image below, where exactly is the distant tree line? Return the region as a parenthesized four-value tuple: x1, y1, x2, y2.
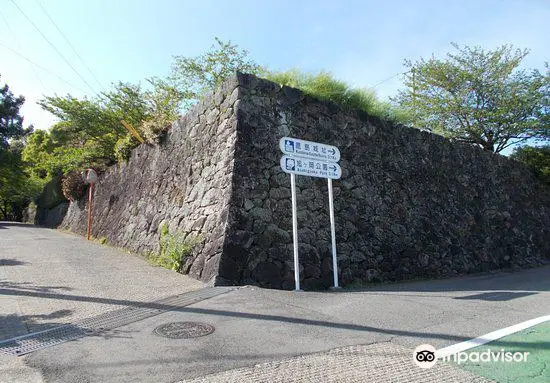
(0, 75, 41, 220)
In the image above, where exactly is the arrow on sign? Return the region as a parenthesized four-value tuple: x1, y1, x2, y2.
(330, 165, 337, 171)
(279, 137, 340, 163)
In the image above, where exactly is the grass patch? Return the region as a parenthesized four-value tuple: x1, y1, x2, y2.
(149, 223, 200, 272)
(265, 69, 413, 124)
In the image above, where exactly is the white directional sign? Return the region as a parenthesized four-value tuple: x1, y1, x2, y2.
(279, 137, 340, 163)
(280, 155, 342, 180)
(278, 136, 342, 291)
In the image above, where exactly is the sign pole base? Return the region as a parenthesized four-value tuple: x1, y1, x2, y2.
(291, 173, 300, 291)
(87, 183, 94, 241)
(328, 178, 339, 288)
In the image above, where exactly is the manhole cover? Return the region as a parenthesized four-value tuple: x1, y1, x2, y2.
(153, 322, 215, 339)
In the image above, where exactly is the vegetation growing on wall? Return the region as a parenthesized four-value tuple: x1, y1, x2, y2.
(60, 171, 86, 201)
(148, 223, 200, 272)
(265, 70, 412, 124)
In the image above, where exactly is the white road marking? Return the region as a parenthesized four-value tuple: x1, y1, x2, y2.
(436, 314, 550, 358)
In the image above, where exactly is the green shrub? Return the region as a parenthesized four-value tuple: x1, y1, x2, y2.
(510, 145, 550, 185)
(114, 134, 139, 162)
(154, 223, 199, 272)
(159, 222, 169, 237)
(61, 171, 86, 201)
(140, 114, 173, 144)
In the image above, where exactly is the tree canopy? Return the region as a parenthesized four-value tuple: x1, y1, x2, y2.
(0, 76, 40, 220)
(1, 74, 32, 147)
(510, 145, 550, 184)
(396, 44, 549, 153)
(24, 80, 183, 179)
(0, 148, 42, 220)
(170, 37, 263, 101)
(22, 38, 263, 185)
(27, 84, 140, 177)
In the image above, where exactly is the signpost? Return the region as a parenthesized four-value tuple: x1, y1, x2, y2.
(279, 155, 341, 180)
(83, 169, 98, 241)
(279, 137, 340, 162)
(279, 137, 341, 290)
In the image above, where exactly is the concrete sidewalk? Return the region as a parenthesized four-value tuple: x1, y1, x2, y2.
(1, 222, 549, 382)
(179, 343, 491, 383)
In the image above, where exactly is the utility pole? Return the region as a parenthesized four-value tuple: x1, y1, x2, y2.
(83, 169, 98, 240)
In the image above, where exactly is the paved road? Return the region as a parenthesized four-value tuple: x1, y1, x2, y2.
(0, 222, 203, 382)
(1, 222, 549, 382)
(0, 222, 203, 339)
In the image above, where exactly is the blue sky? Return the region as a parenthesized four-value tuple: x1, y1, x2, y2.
(1, 0, 549, 131)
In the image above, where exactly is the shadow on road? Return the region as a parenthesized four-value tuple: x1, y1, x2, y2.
(0, 281, 73, 293)
(0, 259, 28, 266)
(453, 291, 537, 301)
(0, 309, 74, 341)
(0, 283, 75, 341)
(334, 264, 550, 294)
(0, 285, 548, 351)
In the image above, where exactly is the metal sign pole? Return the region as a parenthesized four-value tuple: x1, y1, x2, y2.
(280, 137, 341, 291)
(87, 182, 94, 240)
(327, 178, 339, 288)
(84, 168, 98, 241)
(290, 173, 300, 291)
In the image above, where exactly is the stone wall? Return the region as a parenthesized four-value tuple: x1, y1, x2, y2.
(60, 77, 240, 283)
(60, 73, 550, 289)
(32, 176, 68, 227)
(221, 73, 550, 289)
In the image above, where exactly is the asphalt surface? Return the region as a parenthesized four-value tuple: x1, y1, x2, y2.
(1, 222, 549, 382)
(0, 222, 203, 340)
